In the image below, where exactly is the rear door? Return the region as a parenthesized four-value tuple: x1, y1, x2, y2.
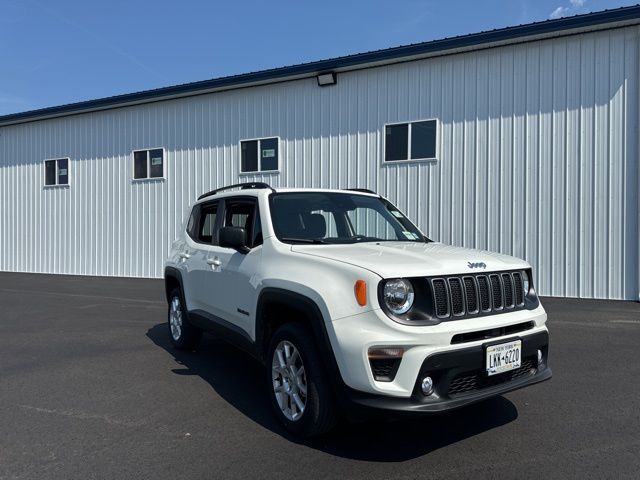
(182, 200, 230, 318)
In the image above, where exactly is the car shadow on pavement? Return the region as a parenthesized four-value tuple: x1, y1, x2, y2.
(147, 323, 518, 462)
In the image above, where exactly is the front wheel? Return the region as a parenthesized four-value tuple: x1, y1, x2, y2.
(167, 288, 202, 350)
(267, 323, 337, 437)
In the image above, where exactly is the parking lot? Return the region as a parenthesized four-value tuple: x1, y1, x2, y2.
(1, 272, 639, 479)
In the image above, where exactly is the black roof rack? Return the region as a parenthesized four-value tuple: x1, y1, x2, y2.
(345, 188, 378, 195)
(198, 182, 274, 200)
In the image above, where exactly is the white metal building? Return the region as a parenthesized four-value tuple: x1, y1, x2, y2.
(1, 7, 639, 300)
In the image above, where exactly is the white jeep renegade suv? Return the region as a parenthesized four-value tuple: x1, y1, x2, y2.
(164, 183, 551, 437)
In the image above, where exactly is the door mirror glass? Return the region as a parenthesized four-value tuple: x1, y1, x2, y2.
(219, 226, 249, 253)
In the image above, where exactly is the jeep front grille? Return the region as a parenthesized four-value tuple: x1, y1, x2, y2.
(432, 279, 449, 317)
(448, 278, 465, 316)
(429, 271, 526, 320)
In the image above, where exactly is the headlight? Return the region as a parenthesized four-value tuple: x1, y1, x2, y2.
(382, 279, 414, 315)
(522, 271, 530, 296)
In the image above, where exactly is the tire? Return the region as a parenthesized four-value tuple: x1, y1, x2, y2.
(167, 288, 202, 350)
(267, 323, 338, 437)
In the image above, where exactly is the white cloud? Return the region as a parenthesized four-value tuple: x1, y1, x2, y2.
(550, 0, 588, 19)
(549, 6, 569, 19)
(549, 0, 588, 19)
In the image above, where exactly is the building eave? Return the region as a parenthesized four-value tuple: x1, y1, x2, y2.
(2, 5, 640, 127)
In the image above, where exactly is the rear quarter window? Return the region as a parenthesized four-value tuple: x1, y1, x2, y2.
(186, 206, 199, 241)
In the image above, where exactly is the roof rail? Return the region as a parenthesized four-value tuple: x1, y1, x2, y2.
(345, 188, 378, 195)
(198, 182, 274, 200)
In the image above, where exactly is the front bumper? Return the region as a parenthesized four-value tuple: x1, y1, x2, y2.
(345, 330, 551, 413)
(330, 304, 549, 396)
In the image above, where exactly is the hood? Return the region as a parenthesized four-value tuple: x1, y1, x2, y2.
(291, 242, 529, 278)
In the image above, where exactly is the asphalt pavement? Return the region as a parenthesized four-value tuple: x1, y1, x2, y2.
(1, 272, 639, 479)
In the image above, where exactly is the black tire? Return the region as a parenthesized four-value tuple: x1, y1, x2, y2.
(267, 323, 338, 437)
(167, 288, 202, 350)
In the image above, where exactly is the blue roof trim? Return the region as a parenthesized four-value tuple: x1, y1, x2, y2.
(2, 5, 640, 126)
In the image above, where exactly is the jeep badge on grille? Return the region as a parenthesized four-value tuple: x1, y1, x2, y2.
(467, 262, 487, 269)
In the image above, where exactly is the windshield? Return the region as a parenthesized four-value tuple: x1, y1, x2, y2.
(269, 192, 429, 244)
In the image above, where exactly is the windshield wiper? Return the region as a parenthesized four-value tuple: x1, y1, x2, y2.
(281, 237, 328, 244)
(348, 235, 382, 243)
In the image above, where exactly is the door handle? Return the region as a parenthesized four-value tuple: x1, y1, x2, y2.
(207, 258, 222, 267)
(179, 252, 191, 259)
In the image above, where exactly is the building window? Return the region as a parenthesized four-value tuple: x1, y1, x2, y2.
(44, 158, 69, 186)
(240, 137, 279, 173)
(384, 119, 437, 162)
(133, 148, 164, 180)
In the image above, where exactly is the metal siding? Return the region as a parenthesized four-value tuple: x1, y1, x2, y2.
(0, 27, 638, 300)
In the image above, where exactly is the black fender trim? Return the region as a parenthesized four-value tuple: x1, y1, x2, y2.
(164, 267, 195, 335)
(255, 288, 349, 399)
(164, 267, 185, 303)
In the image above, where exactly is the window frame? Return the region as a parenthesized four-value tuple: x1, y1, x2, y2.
(220, 196, 263, 249)
(131, 147, 166, 181)
(238, 136, 281, 175)
(382, 119, 439, 165)
(190, 200, 221, 245)
(43, 157, 71, 188)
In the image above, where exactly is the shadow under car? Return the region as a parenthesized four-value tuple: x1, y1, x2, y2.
(146, 323, 519, 462)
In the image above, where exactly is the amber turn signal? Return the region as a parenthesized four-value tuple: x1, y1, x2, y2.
(354, 280, 367, 306)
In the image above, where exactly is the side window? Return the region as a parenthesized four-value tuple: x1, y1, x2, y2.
(196, 202, 219, 244)
(44, 158, 70, 186)
(385, 120, 437, 162)
(133, 148, 165, 179)
(186, 206, 199, 241)
(224, 199, 261, 248)
(240, 137, 279, 173)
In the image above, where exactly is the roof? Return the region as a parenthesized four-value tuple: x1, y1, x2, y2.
(2, 5, 640, 127)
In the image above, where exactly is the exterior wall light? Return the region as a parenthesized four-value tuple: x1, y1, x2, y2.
(317, 72, 337, 86)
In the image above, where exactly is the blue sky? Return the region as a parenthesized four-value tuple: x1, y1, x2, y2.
(0, 0, 635, 115)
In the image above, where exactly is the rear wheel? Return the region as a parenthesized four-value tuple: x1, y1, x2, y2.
(267, 323, 337, 437)
(168, 288, 202, 350)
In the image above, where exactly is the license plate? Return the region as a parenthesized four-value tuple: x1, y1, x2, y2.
(485, 340, 522, 376)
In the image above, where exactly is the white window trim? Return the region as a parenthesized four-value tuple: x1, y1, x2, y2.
(43, 157, 71, 188)
(382, 118, 439, 165)
(238, 136, 281, 175)
(131, 147, 166, 182)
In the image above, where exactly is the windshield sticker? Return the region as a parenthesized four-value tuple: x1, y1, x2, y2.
(391, 210, 404, 218)
(402, 231, 417, 240)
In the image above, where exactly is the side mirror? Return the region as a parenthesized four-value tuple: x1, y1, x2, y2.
(219, 226, 250, 253)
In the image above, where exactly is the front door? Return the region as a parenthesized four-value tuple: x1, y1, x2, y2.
(201, 197, 262, 337)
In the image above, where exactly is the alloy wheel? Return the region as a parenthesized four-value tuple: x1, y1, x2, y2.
(271, 340, 307, 421)
(169, 296, 183, 341)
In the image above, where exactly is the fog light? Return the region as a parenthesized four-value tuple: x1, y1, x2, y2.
(368, 347, 404, 359)
(537, 349, 543, 365)
(421, 376, 434, 396)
